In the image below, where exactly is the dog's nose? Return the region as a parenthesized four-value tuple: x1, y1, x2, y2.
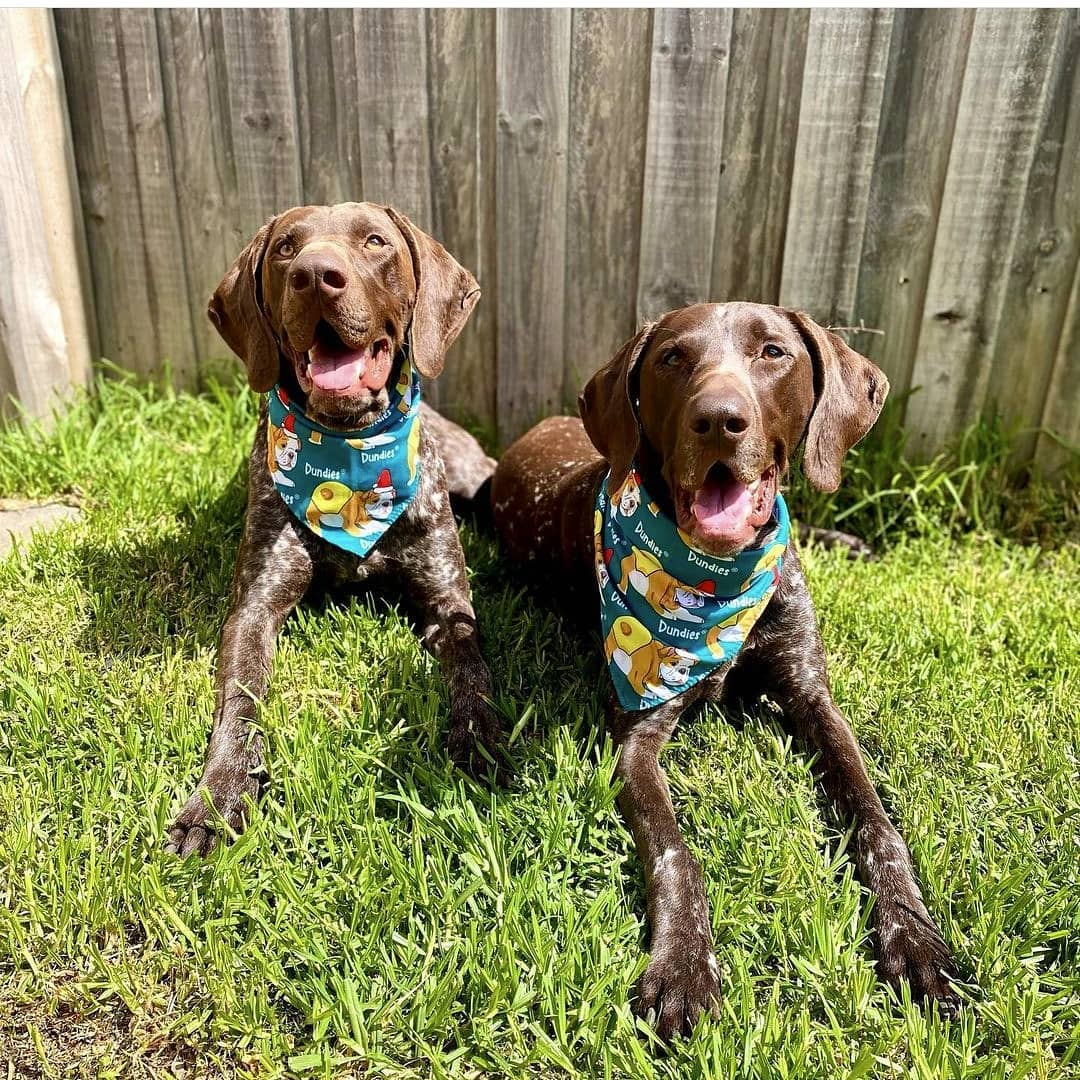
(687, 391, 752, 441)
(288, 251, 349, 298)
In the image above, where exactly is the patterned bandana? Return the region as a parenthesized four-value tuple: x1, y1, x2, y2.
(266, 351, 422, 559)
(594, 467, 790, 711)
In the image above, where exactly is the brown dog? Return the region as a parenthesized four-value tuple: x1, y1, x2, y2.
(491, 302, 959, 1038)
(166, 202, 500, 858)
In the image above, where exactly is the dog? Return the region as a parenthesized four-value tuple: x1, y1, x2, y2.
(605, 615, 699, 700)
(491, 302, 960, 1038)
(166, 202, 501, 858)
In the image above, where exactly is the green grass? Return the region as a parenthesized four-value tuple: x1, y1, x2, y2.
(1, 372, 1078, 1078)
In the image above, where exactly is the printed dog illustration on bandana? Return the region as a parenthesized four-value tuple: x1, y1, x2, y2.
(616, 470, 642, 517)
(705, 544, 785, 655)
(604, 615, 698, 701)
(594, 510, 612, 590)
(267, 412, 301, 487)
(617, 546, 714, 624)
(305, 468, 395, 537)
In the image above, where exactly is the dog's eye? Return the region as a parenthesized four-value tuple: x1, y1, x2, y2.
(762, 343, 785, 360)
(660, 349, 682, 367)
(275, 239, 295, 258)
(365, 234, 386, 250)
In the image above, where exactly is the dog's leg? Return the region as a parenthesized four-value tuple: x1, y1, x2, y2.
(610, 699, 721, 1040)
(759, 556, 960, 1012)
(166, 515, 313, 857)
(401, 497, 503, 778)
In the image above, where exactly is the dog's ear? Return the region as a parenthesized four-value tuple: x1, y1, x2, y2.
(385, 207, 479, 379)
(578, 321, 657, 495)
(208, 217, 280, 393)
(786, 310, 889, 492)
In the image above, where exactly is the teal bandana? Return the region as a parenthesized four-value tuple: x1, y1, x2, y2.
(594, 468, 790, 711)
(266, 353, 422, 559)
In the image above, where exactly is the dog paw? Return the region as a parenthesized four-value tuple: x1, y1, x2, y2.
(635, 942, 721, 1041)
(447, 694, 507, 783)
(876, 903, 961, 1017)
(164, 767, 259, 858)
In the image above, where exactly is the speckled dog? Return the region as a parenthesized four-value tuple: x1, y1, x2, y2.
(492, 302, 960, 1038)
(167, 202, 500, 858)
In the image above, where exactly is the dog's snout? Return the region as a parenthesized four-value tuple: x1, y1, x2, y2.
(687, 391, 753, 442)
(289, 251, 349, 299)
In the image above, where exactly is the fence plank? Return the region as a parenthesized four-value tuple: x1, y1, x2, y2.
(220, 9, 301, 239)
(853, 11, 974, 395)
(352, 9, 432, 228)
(495, 9, 571, 442)
(0, 13, 73, 418)
(988, 13, 1080, 463)
(55, 9, 196, 384)
(564, 9, 652, 402)
(1037, 257, 1080, 471)
(427, 9, 496, 426)
(157, 9, 237, 370)
(906, 10, 1063, 452)
(291, 10, 362, 206)
(637, 8, 732, 320)
(780, 9, 893, 326)
(712, 9, 809, 305)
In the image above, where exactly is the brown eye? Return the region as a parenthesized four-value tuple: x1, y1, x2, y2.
(660, 349, 682, 367)
(762, 343, 785, 359)
(275, 239, 295, 258)
(365, 234, 386, 250)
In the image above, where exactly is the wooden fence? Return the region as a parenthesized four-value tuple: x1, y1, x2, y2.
(2, 9, 1078, 467)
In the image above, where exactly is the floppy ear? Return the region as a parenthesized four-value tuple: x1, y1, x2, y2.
(787, 310, 889, 492)
(578, 322, 657, 495)
(385, 207, 480, 379)
(208, 217, 280, 393)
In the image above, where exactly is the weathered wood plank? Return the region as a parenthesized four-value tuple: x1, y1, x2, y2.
(219, 9, 302, 239)
(1037, 256, 1080, 472)
(157, 9, 237, 370)
(988, 12, 1080, 463)
(352, 9, 432, 228)
(712, 9, 809, 305)
(637, 9, 732, 320)
(853, 11, 974, 396)
(780, 9, 893, 325)
(495, 9, 572, 443)
(54, 9, 196, 383)
(291, 10, 361, 205)
(0, 12, 74, 419)
(906, 10, 1063, 452)
(426, 9, 496, 426)
(11, 9, 96, 387)
(563, 8, 652, 403)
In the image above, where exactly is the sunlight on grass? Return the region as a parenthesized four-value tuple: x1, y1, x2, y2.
(1, 372, 1078, 1077)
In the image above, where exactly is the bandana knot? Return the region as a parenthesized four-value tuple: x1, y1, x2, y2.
(266, 352, 422, 558)
(595, 467, 789, 711)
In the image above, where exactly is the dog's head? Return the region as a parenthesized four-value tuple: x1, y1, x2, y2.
(209, 202, 479, 428)
(580, 302, 887, 557)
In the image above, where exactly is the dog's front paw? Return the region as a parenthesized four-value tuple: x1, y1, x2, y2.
(635, 941, 721, 1041)
(876, 902, 961, 1016)
(447, 693, 506, 783)
(165, 765, 259, 858)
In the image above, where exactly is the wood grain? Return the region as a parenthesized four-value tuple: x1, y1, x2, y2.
(563, 9, 652, 403)
(637, 8, 733, 320)
(495, 9, 572, 443)
(906, 10, 1063, 452)
(712, 9, 809, 305)
(780, 9, 894, 326)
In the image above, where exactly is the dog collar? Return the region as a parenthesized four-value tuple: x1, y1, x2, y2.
(594, 466, 789, 711)
(266, 348, 422, 559)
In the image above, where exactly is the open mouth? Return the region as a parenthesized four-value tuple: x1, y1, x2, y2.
(676, 462, 778, 553)
(298, 321, 393, 395)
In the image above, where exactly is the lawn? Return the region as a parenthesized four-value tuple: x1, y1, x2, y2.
(1, 375, 1078, 1079)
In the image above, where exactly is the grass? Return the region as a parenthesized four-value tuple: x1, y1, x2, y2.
(0, 371, 1078, 1078)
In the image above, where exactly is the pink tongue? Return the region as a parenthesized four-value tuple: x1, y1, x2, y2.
(309, 345, 368, 392)
(692, 477, 751, 534)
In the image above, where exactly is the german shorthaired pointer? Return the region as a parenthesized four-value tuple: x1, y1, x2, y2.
(491, 302, 959, 1038)
(167, 203, 501, 858)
